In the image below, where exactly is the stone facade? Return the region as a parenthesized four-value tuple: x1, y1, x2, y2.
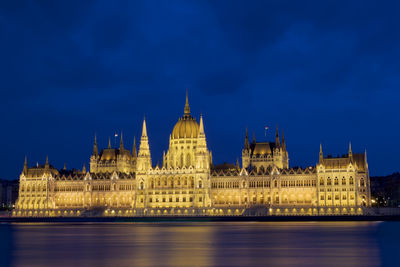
(13, 94, 371, 217)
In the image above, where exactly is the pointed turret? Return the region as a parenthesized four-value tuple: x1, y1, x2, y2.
(138, 117, 152, 171)
(45, 155, 49, 167)
(44, 155, 50, 173)
(282, 130, 286, 151)
(252, 131, 256, 145)
(23, 156, 28, 174)
(275, 126, 280, 147)
(349, 142, 353, 157)
(319, 143, 323, 163)
(82, 162, 86, 174)
(162, 151, 166, 168)
(236, 157, 240, 170)
(142, 117, 148, 137)
(63, 163, 66, 170)
(120, 131, 124, 150)
(108, 137, 111, 149)
(93, 134, 98, 156)
(184, 90, 191, 115)
(364, 148, 368, 165)
(132, 137, 137, 158)
(199, 114, 205, 135)
(244, 128, 250, 150)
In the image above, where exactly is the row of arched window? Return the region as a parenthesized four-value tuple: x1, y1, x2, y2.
(20, 184, 47, 192)
(320, 177, 355, 186)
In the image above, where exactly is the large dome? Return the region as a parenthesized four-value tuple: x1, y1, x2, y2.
(171, 93, 199, 139)
(172, 115, 199, 139)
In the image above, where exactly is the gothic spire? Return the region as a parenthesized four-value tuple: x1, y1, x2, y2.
(319, 143, 323, 162)
(199, 114, 205, 135)
(120, 131, 124, 150)
(82, 162, 86, 174)
(282, 130, 286, 151)
(93, 133, 98, 156)
(252, 131, 256, 144)
(184, 90, 191, 115)
(349, 142, 353, 160)
(244, 127, 250, 150)
(108, 137, 111, 149)
(132, 136, 137, 158)
(163, 150, 166, 168)
(236, 157, 240, 170)
(142, 117, 148, 137)
(275, 126, 280, 147)
(138, 116, 152, 171)
(45, 155, 49, 169)
(23, 156, 28, 174)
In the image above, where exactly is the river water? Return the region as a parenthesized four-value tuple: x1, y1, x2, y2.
(1, 221, 399, 267)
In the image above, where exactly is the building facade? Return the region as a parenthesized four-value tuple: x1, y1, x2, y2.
(14, 95, 371, 217)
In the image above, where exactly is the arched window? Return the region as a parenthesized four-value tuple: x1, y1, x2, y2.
(319, 179, 324, 186)
(198, 180, 202, 188)
(180, 154, 184, 168)
(349, 177, 354, 185)
(327, 177, 332, 186)
(186, 154, 191, 167)
(140, 181, 144, 190)
(360, 178, 365, 187)
(334, 177, 338, 185)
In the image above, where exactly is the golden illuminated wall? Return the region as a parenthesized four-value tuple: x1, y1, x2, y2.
(210, 168, 317, 207)
(13, 95, 371, 217)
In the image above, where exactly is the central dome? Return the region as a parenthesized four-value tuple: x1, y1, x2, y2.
(171, 93, 199, 139)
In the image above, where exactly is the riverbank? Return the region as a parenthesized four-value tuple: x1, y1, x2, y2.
(2, 215, 400, 223)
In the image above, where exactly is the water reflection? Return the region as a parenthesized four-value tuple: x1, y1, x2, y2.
(2, 222, 398, 266)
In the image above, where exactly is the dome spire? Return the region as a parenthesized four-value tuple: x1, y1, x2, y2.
(184, 90, 191, 115)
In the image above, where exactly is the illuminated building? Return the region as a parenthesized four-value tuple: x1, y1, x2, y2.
(14, 94, 371, 217)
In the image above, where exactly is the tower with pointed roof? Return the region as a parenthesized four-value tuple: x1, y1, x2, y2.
(90, 133, 136, 174)
(137, 117, 152, 172)
(242, 126, 289, 170)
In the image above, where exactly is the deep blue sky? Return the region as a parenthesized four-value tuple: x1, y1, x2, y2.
(0, 0, 399, 179)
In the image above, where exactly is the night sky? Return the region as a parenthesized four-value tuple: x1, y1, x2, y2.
(1, 1, 399, 179)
